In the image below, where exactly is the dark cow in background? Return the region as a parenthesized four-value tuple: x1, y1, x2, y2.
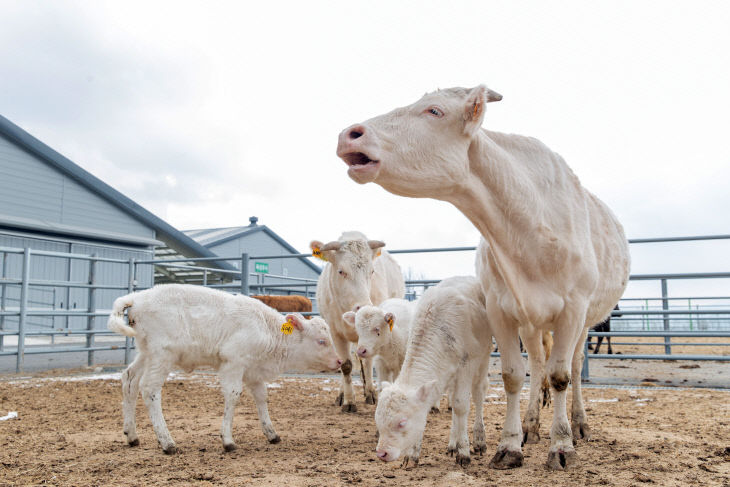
(587, 304, 622, 354)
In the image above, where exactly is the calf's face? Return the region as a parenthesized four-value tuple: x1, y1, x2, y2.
(342, 306, 393, 358)
(336, 85, 501, 199)
(284, 314, 342, 372)
(374, 381, 436, 462)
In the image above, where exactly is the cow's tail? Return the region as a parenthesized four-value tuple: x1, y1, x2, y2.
(107, 294, 137, 337)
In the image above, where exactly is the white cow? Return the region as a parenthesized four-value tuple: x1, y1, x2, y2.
(336, 86, 630, 470)
(107, 284, 342, 453)
(373, 276, 492, 467)
(311, 231, 405, 412)
(342, 298, 414, 392)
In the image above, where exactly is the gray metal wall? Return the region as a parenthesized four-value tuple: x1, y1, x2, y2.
(0, 231, 154, 332)
(0, 133, 154, 240)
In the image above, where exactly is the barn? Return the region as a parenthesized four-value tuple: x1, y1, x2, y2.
(0, 114, 236, 336)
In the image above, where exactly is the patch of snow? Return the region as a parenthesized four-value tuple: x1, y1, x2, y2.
(0, 411, 18, 421)
(267, 383, 282, 389)
(589, 398, 619, 403)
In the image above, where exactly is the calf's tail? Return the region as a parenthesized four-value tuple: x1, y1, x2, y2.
(107, 294, 137, 337)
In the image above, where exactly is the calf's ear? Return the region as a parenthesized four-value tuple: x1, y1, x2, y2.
(285, 313, 307, 331)
(415, 380, 438, 403)
(342, 311, 356, 327)
(463, 85, 501, 136)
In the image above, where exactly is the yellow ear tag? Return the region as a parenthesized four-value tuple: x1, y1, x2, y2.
(312, 246, 327, 261)
(281, 318, 294, 335)
(376, 249, 382, 258)
(473, 102, 480, 118)
(387, 316, 394, 332)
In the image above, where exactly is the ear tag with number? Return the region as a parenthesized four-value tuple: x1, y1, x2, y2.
(312, 246, 327, 261)
(281, 317, 294, 335)
(387, 316, 394, 332)
(473, 102, 480, 118)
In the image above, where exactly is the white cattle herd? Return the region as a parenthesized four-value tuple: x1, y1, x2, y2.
(108, 85, 629, 472)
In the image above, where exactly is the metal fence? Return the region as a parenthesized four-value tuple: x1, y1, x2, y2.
(2, 235, 729, 377)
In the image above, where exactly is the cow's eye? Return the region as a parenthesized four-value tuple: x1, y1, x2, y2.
(427, 107, 444, 117)
(317, 339, 327, 346)
(338, 270, 346, 277)
(374, 328, 380, 335)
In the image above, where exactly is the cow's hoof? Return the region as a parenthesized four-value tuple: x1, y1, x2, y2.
(364, 391, 377, 405)
(429, 407, 440, 414)
(446, 446, 457, 457)
(268, 435, 281, 444)
(162, 445, 178, 455)
(546, 448, 578, 470)
(334, 392, 344, 406)
(472, 442, 487, 456)
(572, 420, 591, 442)
(489, 448, 523, 469)
(127, 438, 140, 447)
(456, 453, 471, 467)
(341, 403, 357, 413)
(223, 443, 237, 452)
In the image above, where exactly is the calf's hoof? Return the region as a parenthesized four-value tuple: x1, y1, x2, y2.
(429, 407, 440, 414)
(472, 442, 487, 456)
(223, 443, 237, 452)
(456, 453, 471, 467)
(334, 392, 344, 406)
(522, 428, 540, 445)
(268, 435, 281, 444)
(401, 455, 419, 468)
(364, 391, 377, 405)
(546, 448, 577, 470)
(488, 448, 523, 469)
(162, 444, 178, 455)
(572, 420, 591, 442)
(127, 438, 140, 447)
(341, 402, 357, 413)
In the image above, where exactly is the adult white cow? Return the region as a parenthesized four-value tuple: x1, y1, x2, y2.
(336, 86, 630, 469)
(311, 231, 405, 412)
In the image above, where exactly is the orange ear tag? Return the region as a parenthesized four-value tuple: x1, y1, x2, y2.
(281, 317, 294, 335)
(312, 246, 327, 261)
(387, 316, 394, 332)
(376, 249, 382, 258)
(473, 102, 480, 118)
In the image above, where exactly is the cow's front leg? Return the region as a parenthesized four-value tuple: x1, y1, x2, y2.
(360, 356, 377, 405)
(332, 334, 357, 412)
(447, 379, 471, 466)
(219, 364, 245, 451)
(521, 329, 547, 444)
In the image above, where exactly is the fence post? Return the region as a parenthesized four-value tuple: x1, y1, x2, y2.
(241, 253, 249, 295)
(661, 279, 671, 354)
(86, 254, 97, 366)
(203, 269, 208, 286)
(124, 258, 135, 365)
(581, 338, 590, 380)
(16, 247, 31, 373)
(0, 251, 7, 351)
(688, 298, 693, 331)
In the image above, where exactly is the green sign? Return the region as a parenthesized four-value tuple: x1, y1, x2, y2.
(254, 262, 269, 274)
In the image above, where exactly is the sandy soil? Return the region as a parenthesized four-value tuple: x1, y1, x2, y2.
(1, 370, 729, 487)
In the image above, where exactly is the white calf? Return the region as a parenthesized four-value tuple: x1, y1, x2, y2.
(374, 276, 492, 467)
(107, 284, 341, 453)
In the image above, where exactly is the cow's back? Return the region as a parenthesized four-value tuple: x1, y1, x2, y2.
(371, 250, 405, 305)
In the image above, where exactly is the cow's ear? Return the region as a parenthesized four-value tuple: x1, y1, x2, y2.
(342, 311, 356, 327)
(368, 240, 385, 260)
(463, 85, 500, 136)
(311, 240, 336, 262)
(285, 313, 307, 331)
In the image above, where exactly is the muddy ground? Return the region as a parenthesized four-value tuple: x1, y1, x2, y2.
(1, 368, 729, 487)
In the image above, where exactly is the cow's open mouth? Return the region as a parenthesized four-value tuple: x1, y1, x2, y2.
(342, 152, 378, 167)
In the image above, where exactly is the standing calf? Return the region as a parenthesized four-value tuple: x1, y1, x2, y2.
(107, 284, 342, 453)
(374, 276, 493, 467)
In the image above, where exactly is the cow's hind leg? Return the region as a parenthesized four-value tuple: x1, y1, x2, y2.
(521, 329, 546, 444)
(122, 353, 145, 446)
(571, 326, 591, 441)
(248, 380, 281, 444)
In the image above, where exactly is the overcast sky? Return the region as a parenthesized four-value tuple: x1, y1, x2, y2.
(1, 1, 729, 300)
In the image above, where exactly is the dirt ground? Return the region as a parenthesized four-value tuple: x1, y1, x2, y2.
(1, 369, 729, 487)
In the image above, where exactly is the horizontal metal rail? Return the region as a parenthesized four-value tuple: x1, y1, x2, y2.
(0, 345, 135, 357)
(586, 353, 729, 361)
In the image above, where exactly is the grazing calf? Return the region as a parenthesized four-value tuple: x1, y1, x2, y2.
(337, 85, 630, 469)
(588, 304, 621, 354)
(374, 276, 492, 467)
(107, 284, 341, 453)
(311, 231, 405, 412)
